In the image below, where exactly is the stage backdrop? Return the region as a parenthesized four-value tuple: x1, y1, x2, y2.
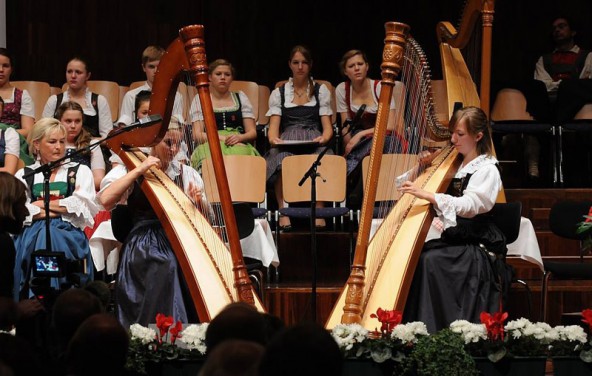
(5, 0, 592, 107)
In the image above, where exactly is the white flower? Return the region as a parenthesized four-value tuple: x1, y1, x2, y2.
(331, 324, 369, 351)
(449, 320, 487, 344)
(130, 323, 157, 344)
(505, 319, 555, 344)
(391, 322, 428, 344)
(554, 325, 588, 344)
(0, 328, 15, 336)
(179, 323, 209, 354)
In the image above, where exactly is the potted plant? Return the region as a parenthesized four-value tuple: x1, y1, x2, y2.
(126, 314, 208, 375)
(548, 323, 590, 375)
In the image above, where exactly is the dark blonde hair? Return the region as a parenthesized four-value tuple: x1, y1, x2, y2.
(0, 172, 28, 234)
(142, 46, 165, 65)
(55, 101, 92, 153)
(289, 45, 315, 100)
(28, 118, 67, 157)
(208, 59, 236, 77)
(448, 106, 492, 156)
(339, 49, 369, 76)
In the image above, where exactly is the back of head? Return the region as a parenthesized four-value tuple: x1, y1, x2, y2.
(205, 302, 267, 352)
(0, 172, 28, 235)
(66, 313, 129, 376)
(258, 322, 343, 376)
(52, 288, 103, 349)
(0, 333, 41, 375)
(142, 45, 165, 65)
(199, 339, 264, 376)
(0, 298, 18, 331)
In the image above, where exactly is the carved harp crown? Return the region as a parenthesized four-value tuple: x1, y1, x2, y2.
(106, 25, 264, 321)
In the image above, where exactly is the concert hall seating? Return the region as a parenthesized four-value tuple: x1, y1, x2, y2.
(11, 81, 51, 121)
(61, 80, 121, 122)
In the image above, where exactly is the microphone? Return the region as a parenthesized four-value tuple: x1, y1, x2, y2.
(347, 104, 367, 134)
(109, 114, 163, 136)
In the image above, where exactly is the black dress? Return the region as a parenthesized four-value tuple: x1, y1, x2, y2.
(402, 169, 507, 333)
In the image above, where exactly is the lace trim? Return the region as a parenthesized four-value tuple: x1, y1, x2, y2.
(434, 193, 457, 229)
(456, 155, 497, 178)
(59, 197, 97, 229)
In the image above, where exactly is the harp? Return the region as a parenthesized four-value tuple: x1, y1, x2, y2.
(106, 25, 264, 321)
(326, 0, 495, 328)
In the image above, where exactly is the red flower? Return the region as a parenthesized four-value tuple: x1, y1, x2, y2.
(156, 313, 174, 341)
(169, 321, 183, 345)
(480, 311, 508, 341)
(370, 308, 402, 335)
(581, 309, 592, 332)
(586, 207, 592, 223)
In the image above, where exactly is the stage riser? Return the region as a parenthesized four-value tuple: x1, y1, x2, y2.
(263, 189, 592, 326)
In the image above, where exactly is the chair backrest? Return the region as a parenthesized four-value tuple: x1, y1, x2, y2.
(281, 154, 346, 203)
(549, 200, 592, 241)
(274, 79, 337, 125)
(489, 201, 522, 244)
(361, 153, 419, 202)
(118, 86, 129, 114)
(61, 80, 120, 122)
(11, 81, 51, 121)
(50, 86, 61, 96)
(490, 88, 534, 121)
(575, 104, 592, 120)
(257, 84, 271, 126)
(229, 80, 259, 122)
(201, 155, 266, 204)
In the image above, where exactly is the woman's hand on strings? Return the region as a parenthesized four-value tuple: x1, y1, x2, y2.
(188, 182, 203, 204)
(140, 156, 161, 173)
(398, 180, 435, 204)
(418, 148, 442, 167)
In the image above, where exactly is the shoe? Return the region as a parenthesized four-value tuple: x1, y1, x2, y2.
(279, 216, 292, 232)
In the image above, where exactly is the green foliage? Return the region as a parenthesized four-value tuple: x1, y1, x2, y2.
(403, 329, 478, 376)
(125, 339, 204, 375)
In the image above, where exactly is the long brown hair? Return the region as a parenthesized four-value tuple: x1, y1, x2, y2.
(448, 106, 493, 156)
(55, 101, 92, 152)
(0, 172, 28, 234)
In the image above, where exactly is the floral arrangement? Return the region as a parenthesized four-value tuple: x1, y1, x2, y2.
(126, 313, 208, 374)
(577, 206, 592, 253)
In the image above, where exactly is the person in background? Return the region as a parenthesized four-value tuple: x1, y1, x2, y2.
(0, 48, 35, 138)
(55, 101, 105, 190)
(117, 45, 184, 127)
(190, 58, 260, 170)
(42, 56, 113, 138)
(335, 49, 407, 208)
(0, 97, 21, 174)
(265, 45, 333, 231)
(399, 106, 509, 333)
(13, 118, 97, 299)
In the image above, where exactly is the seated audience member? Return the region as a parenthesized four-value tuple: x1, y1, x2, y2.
(98, 96, 207, 327)
(13, 118, 97, 299)
(0, 332, 42, 375)
(0, 48, 35, 138)
(0, 97, 21, 174)
(117, 45, 184, 127)
(65, 313, 129, 376)
(42, 57, 113, 138)
(336, 49, 407, 208)
(204, 302, 268, 353)
(55, 101, 105, 190)
(0, 297, 18, 332)
(258, 322, 343, 376)
(265, 45, 334, 231)
(190, 58, 260, 170)
(0, 172, 28, 298)
(199, 339, 264, 376)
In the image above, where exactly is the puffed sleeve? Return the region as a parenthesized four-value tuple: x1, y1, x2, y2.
(433, 164, 501, 229)
(20, 90, 36, 119)
(90, 146, 106, 171)
(317, 84, 333, 117)
(266, 87, 282, 117)
(58, 164, 99, 229)
(97, 95, 113, 137)
(96, 165, 131, 208)
(189, 95, 204, 122)
(42, 95, 58, 118)
(237, 91, 255, 119)
(335, 82, 347, 113)
(534, 56, 559, 93)
(116, 91, 135, 126)
(173, 91, 185, 124)
(4, 127, 20, 157)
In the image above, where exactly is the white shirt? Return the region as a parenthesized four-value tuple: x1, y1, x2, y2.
(42, 88, 114, 137)
(65, 141, 106, 172)
(335, 79, 397, 114)
(117, 82, 185, 126)
(266, 78, 333, 117)
(534, 45, 592, 93)
(15, 161, 99, 229)
(3, 87, 35, 119)
(2, 127, 20, 158)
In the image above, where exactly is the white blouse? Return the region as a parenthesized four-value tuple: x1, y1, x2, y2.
(2, 127, 20, 158)
(335, 79, 397, 114)
(266, 78, 333, 117)
(15, 161, 99, 229)
(189, 90, 255, 122)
